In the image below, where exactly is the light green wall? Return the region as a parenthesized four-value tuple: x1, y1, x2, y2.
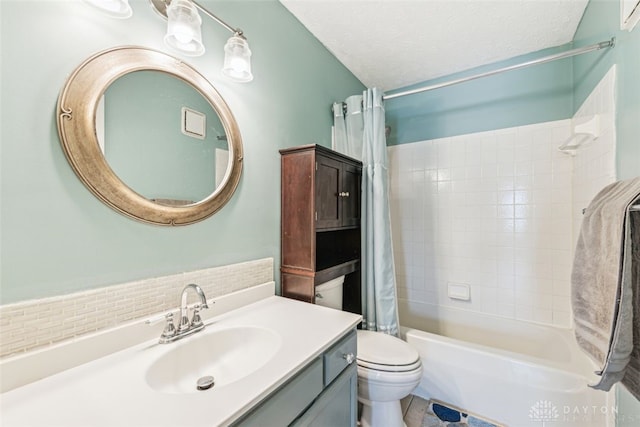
(573, 0, 640, 179)
(384, 44, 575, 145)
(617, 383, 640, 426)
(0, 0, 364, 303)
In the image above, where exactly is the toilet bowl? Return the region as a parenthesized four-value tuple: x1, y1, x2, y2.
(314, 277, 422, 427)
(356, 330, 423, 427)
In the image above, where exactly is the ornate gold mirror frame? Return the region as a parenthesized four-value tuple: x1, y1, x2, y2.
(57, 46, 243, 226)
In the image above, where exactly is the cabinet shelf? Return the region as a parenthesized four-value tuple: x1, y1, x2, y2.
(315, 260, 360, 286)
(281, 260, 360, 284)
(316, 225, 359, 233)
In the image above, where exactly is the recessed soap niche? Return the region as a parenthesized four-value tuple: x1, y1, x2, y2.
(448, 283, 471, 301)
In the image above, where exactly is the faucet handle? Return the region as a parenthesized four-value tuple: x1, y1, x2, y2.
(160, 313, 177, 341)
(179, 309, 191, 333)
(191, 304, 204, 328)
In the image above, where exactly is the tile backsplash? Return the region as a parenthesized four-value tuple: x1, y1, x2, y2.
(0, 258, 273, 358)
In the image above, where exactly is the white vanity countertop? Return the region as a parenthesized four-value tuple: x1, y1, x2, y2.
(0, 295, 361, 427)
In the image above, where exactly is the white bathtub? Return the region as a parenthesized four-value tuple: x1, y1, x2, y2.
(400, 305, 614, 427)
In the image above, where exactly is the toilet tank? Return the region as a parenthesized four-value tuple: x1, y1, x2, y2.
(314, 276, 344, 310)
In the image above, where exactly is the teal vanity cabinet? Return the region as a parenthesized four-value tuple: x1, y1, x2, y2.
(233, 329, 358, 427)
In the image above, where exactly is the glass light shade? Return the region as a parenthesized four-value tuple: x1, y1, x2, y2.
(83, 0, 132, 18)
(164, 0, 204, 57)
(222, 36, 253, 83)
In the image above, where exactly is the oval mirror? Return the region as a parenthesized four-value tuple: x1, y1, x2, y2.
(57, 46, 243, 226)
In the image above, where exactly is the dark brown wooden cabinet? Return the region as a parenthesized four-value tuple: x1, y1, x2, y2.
(280, 144, 362, 314)
(315, 155, 361, 229)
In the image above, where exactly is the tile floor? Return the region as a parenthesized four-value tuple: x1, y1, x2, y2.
(402, 395, 505, 427)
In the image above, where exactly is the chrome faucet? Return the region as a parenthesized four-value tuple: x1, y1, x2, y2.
(157, 284, 210, 344)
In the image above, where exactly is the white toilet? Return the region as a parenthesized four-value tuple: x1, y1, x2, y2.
(315, 277, 423, 427)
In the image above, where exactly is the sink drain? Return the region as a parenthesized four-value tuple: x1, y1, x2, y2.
(197, 375, 215, 391)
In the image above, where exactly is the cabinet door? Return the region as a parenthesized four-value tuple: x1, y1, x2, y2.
(341, 163, 361, 228)
(291, 363, 358, 427)
(233, 359, 323, 426)
(315, 156, 342, 229)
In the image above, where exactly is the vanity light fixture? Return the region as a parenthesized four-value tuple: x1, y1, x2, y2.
(151, 0, 253, 83)
(84, 0, 253, 83)
(164, 0, 204, 56)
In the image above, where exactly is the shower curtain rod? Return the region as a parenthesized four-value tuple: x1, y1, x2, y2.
(383, 37, 615, 101)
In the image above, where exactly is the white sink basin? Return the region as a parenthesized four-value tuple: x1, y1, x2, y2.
(146, 326, 282, 394)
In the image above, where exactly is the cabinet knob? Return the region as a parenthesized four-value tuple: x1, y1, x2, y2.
(343, 353, 356, 364)
(338, 192, 350, 197)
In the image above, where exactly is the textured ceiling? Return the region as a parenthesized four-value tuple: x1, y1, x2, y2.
(279, 0, 590, 91)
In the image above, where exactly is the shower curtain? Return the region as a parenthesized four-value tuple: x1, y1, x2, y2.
(333, 88, 400, 336)
(332, 95, 363, 160)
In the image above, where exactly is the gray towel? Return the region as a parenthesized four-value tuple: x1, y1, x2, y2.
(622, 211, 640, 399)
(571, 177, 640, 399)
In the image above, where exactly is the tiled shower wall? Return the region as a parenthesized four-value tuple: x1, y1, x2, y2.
(571, 65, 617, 245)
(388, 66, 617, 329)
(388, 121, 575, 327)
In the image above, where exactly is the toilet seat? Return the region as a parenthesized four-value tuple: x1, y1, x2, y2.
(357, 358, 422, 372)
(356, 330, 421, 372)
